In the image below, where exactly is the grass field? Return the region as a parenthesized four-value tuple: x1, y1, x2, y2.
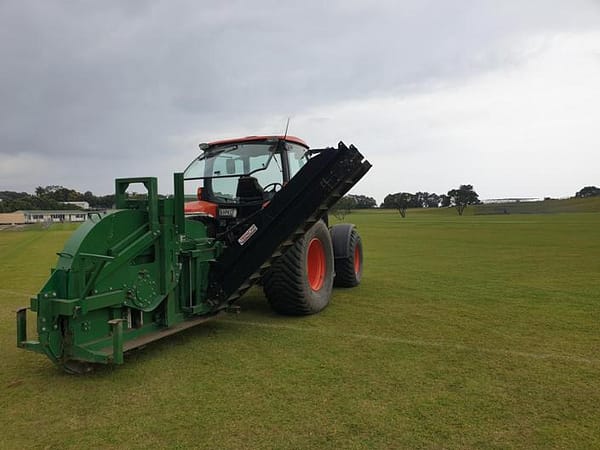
(1, 208, 599, 449)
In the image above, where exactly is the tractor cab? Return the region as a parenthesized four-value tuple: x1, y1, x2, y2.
(183, 136, 310, 230)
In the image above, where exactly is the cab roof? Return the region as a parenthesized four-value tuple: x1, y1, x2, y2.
(206, 135, 309, 149)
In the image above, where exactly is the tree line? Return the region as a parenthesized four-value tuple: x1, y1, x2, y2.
(382, 184, 481, 216)
(575, 186, 600, 198)
(330, 194, 377, 219)
(2, 184, 597, 216)
(0, 186, 114, 213)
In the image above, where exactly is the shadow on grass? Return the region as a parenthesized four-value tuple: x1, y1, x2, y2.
(23, 291, 288, 378)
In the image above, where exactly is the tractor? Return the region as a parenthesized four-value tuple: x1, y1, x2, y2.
(16, 135, 371, 373)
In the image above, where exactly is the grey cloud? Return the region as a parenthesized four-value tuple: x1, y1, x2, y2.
(1, 0, 599, 193)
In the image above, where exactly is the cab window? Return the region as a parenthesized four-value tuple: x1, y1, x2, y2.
(287, 143, 308, 178)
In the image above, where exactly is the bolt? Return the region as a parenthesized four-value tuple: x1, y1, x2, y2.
(41, 327, 46, 332)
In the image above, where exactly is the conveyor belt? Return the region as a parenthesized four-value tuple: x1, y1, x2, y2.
(208, 142, 371, 305)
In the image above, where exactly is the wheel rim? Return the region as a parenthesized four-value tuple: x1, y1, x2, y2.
(354, 245, 361, 275)
(307, 238, 325, 291)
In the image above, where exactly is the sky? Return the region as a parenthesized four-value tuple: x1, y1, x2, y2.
(1, 1, 599, 203)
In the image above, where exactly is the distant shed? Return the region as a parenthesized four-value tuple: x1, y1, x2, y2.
(0, 210, 89, 225)
(0, 211, 26, 225)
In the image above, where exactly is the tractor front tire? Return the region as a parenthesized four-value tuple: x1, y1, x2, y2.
(263, 220, 334, 315)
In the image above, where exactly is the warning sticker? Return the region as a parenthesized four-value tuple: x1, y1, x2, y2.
(238, 224, 258, 245)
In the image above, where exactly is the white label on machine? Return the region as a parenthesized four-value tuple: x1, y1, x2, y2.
(238, 224, 258, 245)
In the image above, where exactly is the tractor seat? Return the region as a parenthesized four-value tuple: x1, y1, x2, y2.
(236, 176, 264, 203)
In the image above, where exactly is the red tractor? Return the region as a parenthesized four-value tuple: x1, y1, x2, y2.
(182, 135, 367, 314)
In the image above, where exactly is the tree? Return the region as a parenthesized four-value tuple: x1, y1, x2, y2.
(0, 186, 117, 213)
(0, 190, 81, 213)
(575, 186, 600, 198)
(331, 196, 356, 220)
(348, 194, 377, 209)
(330, 194, 376, 220)
(92, 194, 115, 209)
(439, 194, 451, 207)
(382, 192, 414, 217)
(447, 184, 480, 216)
(383, 191, 452, 209)
(414, 191, 428, 208)
(397, 192, 415, 217)
(38, 186, 83, 202)
(424, 193, 440, 208)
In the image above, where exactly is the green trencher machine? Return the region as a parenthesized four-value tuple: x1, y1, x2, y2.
(17, 136, 371, 373)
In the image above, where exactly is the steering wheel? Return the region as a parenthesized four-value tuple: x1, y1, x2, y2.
(263, 182, 283, 193)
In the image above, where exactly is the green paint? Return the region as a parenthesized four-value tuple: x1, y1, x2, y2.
(17, 175, 220, 370)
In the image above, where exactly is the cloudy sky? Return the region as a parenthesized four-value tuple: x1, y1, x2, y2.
(1, 1, 599, 203)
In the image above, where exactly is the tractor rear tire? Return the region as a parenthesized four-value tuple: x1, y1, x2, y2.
(331, 224, 363, 287)
(263, 220, 334, 315)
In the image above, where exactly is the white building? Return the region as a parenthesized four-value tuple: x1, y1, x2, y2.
(22, 210, 88, 223)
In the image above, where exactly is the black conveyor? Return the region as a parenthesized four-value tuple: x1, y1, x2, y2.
(208, 142, 371, 305)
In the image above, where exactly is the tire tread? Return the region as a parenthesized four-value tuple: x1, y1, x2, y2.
(263, 221, 333, 315)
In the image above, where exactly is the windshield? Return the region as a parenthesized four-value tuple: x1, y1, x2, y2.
(184, 142, 284, 203)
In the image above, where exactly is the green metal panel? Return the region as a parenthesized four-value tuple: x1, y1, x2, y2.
(18, 176, 221, 371)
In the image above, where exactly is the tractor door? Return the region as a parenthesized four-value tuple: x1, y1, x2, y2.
(284, 142, 310, 181)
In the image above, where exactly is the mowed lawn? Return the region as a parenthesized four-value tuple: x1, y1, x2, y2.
(1, 210, 599, 449)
